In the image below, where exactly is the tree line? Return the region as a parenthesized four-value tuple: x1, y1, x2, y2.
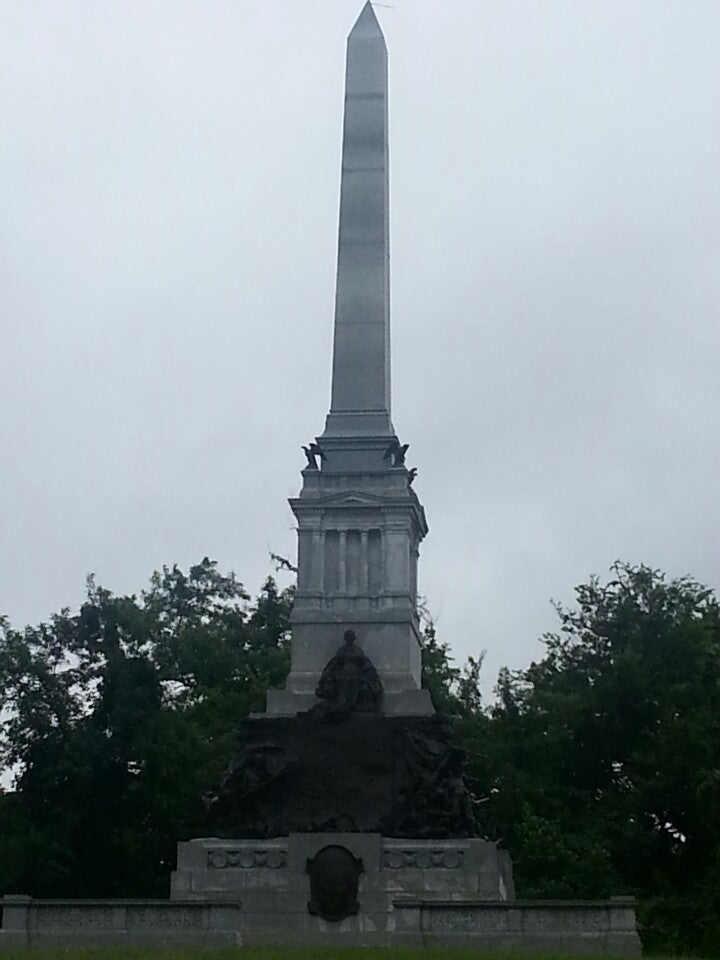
(1, 558, 718, 954)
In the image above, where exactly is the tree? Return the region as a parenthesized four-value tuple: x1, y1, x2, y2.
(0, 560, 292, 897)
(419, 607, 484, 718)
(475, 563, 720, 955)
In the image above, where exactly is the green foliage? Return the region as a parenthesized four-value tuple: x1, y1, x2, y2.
(475, 563, 720, 955)
(0, 560, 292, 898)
(419, 611, 484, 718)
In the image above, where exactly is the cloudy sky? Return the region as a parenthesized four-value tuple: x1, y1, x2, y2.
(2, 0, 719, 694)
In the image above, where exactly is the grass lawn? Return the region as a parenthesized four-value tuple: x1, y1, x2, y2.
(10, 948, 467, 958)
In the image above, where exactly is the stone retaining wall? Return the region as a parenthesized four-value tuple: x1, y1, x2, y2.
(0, 893, 641, 954)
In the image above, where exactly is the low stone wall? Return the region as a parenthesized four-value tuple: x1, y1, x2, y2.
(0, 896, 242, 949)
(0, 892, 641, 954)
(395, 897, 641, 955)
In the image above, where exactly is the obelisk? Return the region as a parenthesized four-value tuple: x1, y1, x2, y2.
(173, 6, 523, 928)
(266, 2, 432, 717)
(323, 0, 393, 440)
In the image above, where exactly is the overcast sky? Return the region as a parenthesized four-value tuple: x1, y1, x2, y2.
(2, 0, 719, 694)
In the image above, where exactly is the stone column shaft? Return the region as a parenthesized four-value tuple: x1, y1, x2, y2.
(338, 530, 347, 594)
(360, 530, 369, 594)
(315, 531, 325, 592)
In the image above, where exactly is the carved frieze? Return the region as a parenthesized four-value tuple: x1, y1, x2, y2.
(382, 849, 464, 870)
(207, 848, 288, 870)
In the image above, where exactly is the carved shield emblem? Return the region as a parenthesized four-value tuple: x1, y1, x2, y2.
(306, 845, 363, 922)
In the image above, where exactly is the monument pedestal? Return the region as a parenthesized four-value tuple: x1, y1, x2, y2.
(168, 836, 640, 955)
(171, 834, 512, 941)
(171, 834, 513, 903)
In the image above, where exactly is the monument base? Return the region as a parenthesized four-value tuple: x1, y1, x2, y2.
(170, 834, 514, 943)
(163, 835, 640, 955)
(171, 834, 513, 903)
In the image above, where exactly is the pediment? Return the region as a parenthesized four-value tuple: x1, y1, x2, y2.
(321, 490, 391, 508)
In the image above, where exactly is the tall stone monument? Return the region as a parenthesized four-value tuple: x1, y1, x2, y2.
(0, 7, 641, 951)
(172, 0, 500, 904)
(167, 8, 641, 953)
(268, 0, 431, 718)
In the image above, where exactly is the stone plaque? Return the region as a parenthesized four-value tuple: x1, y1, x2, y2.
(306, 845, 363, 922)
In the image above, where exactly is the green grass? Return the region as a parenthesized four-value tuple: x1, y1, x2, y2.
(0, 950, 681, 960)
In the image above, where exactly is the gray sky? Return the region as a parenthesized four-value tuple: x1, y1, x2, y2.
(2, 0, 719, 694)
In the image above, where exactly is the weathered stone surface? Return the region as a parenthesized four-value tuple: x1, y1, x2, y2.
(169, 842, 636, 955)
(0, 894, 641, 954)
(171, 834, 509, 906)
(392, 898, 642, 956)
(0, 897, 243, 949)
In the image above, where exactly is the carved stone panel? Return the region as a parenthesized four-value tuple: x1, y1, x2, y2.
(207, 848, 288, 870)
(382, 849, 465, 870)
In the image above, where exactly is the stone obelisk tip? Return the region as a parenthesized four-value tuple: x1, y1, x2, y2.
(350, 2, 385, 40)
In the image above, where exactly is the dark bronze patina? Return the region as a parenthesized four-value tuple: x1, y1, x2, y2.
(306, 845, 363, 921)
